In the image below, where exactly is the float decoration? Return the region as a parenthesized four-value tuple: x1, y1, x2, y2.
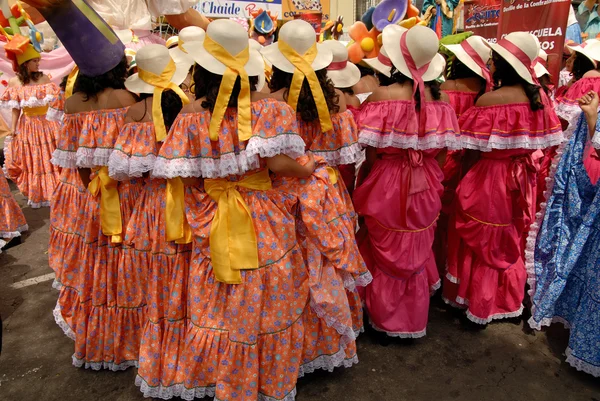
(347, 21, 379, 64)
(321, 15, 343, 41)
(0, 0, 42, 71)
(372, 0, 407, 31)
(249, 9, 277, 46)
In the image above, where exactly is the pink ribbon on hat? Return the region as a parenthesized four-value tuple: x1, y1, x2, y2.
(400, 32, 431, 135)
(460, 39, 492, 92)
(533, 56, 545, 66)
(327, 60, 348, 71)
(378, 52, 393, 67)
(497, 38, 551, 107)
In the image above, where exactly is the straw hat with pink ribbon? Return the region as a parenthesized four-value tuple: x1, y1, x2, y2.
(320, 40, 361, 88)
(442, 35, 492, 91)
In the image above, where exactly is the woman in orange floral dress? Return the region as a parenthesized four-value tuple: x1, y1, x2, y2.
(0, 167, 27, 252)
(0, 44, 61, 208)
(136, 20, 362, 400)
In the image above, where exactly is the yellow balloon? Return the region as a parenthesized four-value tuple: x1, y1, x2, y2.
(361, 37, 375, 52)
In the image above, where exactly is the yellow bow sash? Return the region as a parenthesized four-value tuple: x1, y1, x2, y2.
(278, 39, 333, 133)
(326, 166, 338, 185)
(23, 106, 48, 116)
(204, 169, 272, 284)
(203, 35, 252, 142)
(65, 66, 79, 99)
(138, 59, 190, 142)
(88, 166, 123, 243)
(165, 177, 193, 244)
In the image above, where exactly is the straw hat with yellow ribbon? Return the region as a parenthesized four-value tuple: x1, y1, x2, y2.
(169, 26, 206, 70)
(261, 20, 334, 132)
(249, 38, 267, 91)
(125, 44, 190, 142)
(182, 19, 271, 284)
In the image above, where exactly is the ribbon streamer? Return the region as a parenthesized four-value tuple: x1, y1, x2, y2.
(88, 166, 123, 243)
(166, 178, 193, 244)
(65, 66, 79, 99)
(400, 33, 431, 135)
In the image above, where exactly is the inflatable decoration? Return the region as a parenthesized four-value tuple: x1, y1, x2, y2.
(249, 9, 277, 46)
(372, 0, 407, 31)
(347, 21, 379, 64)
(0, 0, 42, 71)
(321, 15, 343, 41)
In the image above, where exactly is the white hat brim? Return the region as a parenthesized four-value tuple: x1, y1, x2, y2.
(364, 56, 391, 77)
(260, 42, 333, 73)
(489, 42, 535, 85)
(327, 63, 361, 88)
(169, 46, 195, 70)
(442, 43, 486, 79)
(534, 62, 550, 78)
(383, 30, 445, 82)
(569, 45, 600, 67)
(183, 40, 264, 77)
(124, 61, 190, 94)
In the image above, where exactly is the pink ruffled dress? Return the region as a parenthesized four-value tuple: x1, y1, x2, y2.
(50, 107, 145, 371)
(443, 103, 563, 324)
(137, 98, 363, 400)
(354, 99, 460, 337)
(0, 82, 61, 208)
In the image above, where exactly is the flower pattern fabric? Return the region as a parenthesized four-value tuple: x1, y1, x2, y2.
(0, 168, 28, 239)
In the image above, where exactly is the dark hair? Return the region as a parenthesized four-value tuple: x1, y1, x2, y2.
(492, 51, 543, 111)
(17, 62, 43, 85)
(135, 90, 184, 131)
(76, 56, 129, 101)
(193, 64, 258, 112)
(340, 86, 354, 95)
(572, 52, 596, 81)
(389, 66, 441, 110)
(377, 71, 394, 87)
(538, 74, 553, 97)
(448, 56, 487, 101)
(268, 67, 340, 122)
(356, 63, 375, 77)
(59, 74, 69, 91)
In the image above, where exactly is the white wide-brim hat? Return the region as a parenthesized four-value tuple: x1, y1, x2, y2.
(364, 45, 393, 77)
(443, 35, 491, 79)
(534, 49, 550, 78)
(320, 40, 360, 88)
(489, 32, 539, 85)
(261, 20, 333, 73)
(249, 39, 267, 91)
(383, 25, 445, 82)
(169, 26, 206, 69)
(125, 44, 189, 94)
(568, 40, 600, 67)
(184, 20, 264, 77)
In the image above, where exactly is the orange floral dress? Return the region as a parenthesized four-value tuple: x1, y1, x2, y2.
(49, 107, 145, 371)
(47, 89, 65, 123)
(0, 167, 28, 248)
(136, 98, 362, 401)
(0, 82, 61, 208)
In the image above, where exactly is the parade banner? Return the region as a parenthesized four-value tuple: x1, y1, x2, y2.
(282, 0, 330, 23)
(463, 0, 500, 42)
(195, 0, 282, 19)
(497, 0, 571, 84)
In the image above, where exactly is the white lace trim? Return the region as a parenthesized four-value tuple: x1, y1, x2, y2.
(445, 271, 460, 284)
(76, 148, 113, 168)
(312, 143, 364, 166)
(359, 131, 461, 151)
(52, 279, 62, 290)
(52, 301, 76, 341)
(527, 315, 571, 331)
(245, 134, 306, 160)
(555, 102, 580, 123)
(354, 270, 373, 288)
(46, 107, 64, 123)
(309, 300, 356, 348)
(108, 150, 157, 181)
(369, 318, 427, 339)
(442, 295, 466, 309)
(0, 224, 28, 239)
(0, 94, 56, 110)
(565, 348, 600, 377)
(135, 375, 298, 401)
(457, 131, 565, 152)
(455, 296, 469, 306)
(0, 239, 6, 252)
(430, 279, 441, 295)
(27, 200, 51, 209)
(298, 349, 358, 378)
(72, 356, 139, 371)
(465, 305, 524, 325)
(51, 149, 77, 168)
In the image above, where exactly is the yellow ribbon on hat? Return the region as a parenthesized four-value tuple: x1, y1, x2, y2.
(88, 167, 123, 243)
(65, 66, 79, 99)
(178, 40, 187, 54)
(278, 39, 333, 132)
(203, 35, 252, 142)
(138, 59, 190, 142)
(165, 177, 193, 244)
(204, 169, 272, 284)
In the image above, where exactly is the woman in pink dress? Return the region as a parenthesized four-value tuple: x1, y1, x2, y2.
(354, 25, 460, 338)
(0, 43, 61, 208)
(436, 35, 492, 276)
(444, 32, 563, 325)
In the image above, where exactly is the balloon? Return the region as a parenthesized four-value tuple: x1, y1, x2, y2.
(372, 0, 407, 31)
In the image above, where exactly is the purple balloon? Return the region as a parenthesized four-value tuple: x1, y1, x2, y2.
(372, 0, 408, 31)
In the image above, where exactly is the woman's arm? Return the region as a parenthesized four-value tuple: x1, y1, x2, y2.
(266, 153, 315, 178)
(11, 108, 20, 135)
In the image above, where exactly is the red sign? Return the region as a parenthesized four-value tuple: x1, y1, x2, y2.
(497, 0, 571, 85)
(464, 0, 501, 43)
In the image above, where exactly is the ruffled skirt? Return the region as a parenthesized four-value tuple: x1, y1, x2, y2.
(3, 115, 61, 208)
(0, 168, 27, 239)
